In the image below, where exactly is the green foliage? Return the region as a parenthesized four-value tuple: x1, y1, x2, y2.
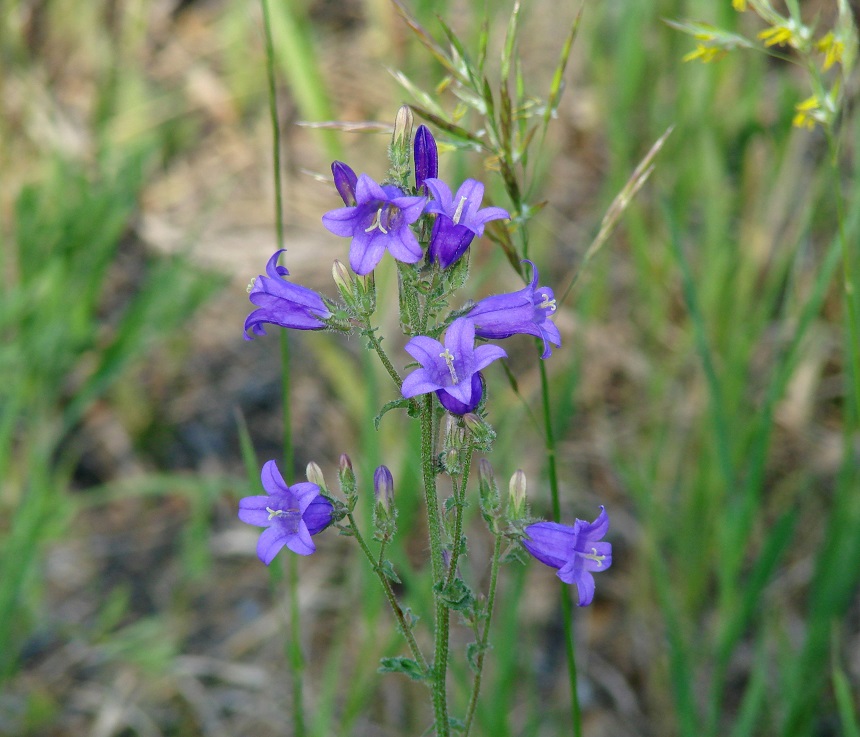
(378, 656, 430, 682)
(0, 149, 220, 682)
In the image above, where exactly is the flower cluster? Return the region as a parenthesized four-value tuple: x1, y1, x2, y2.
(236, 111, 611, 607)
(672, 0, 856, 131)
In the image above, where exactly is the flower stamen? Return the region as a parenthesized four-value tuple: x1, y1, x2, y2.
(582, 547, 607, 567)
(266, 506, 299, 520)
(452, 196, 467, 224)
(538, 292, 557, 312)
(365, 208, 389, 235)
(246, 277, 257, 293)
(439, 348, 459, 384)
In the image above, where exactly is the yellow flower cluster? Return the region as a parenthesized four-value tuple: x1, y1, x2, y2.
(682, 44, 727, 64)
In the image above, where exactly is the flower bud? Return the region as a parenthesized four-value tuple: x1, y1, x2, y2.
(388, 106, 414, 189)
(306, 461, 327, 491)
(392, 105, 414, 150)
(338, 453, 356, 498)
(373, 465, 394, 512)
(413, 124, 438, 193)
(332, 259, 358, 312)
(462, 412, 496, 451)
(507, 469, 527, 520)
(331, 161, 358, 206)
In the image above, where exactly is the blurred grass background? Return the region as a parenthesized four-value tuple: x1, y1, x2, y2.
(1, 0, 858, 735)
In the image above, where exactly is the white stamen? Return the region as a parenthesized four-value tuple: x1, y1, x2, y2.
(266, 506, 299, 520)
(364, 208, 389, 234)
(439, 348, 459, 384)
(452, 196, 467, 224)
(582, 547, 606, 567)
(246, 277, 257, 293)
(538, 292, 557, 312)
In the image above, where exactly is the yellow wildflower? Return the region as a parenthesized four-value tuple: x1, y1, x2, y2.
(683, 43, 727, 63)
(758, 24, 794, 47)
(732, 0, 747, 11)
(816, 32, 844, 71)
(792, 95, 820, 129)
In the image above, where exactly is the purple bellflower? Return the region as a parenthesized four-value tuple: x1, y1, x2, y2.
(413, 125, 438, 193)
(466, 259, 562, 359)
(423, 178, 509, 269)
(238, 460, 334, 564)
(401, 317, 506, 414)
(322, 174, 426, 275)
(523, 506, 613, 607)
(244, 250, 332, 340)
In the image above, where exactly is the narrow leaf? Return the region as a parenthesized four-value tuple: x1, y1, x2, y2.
(543, 5, 584, 128)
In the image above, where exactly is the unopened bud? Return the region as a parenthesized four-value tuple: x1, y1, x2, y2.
(413, 124, 438, 193)
(388, 106, 414, 189)
(373, 465, 394, 512)
(339, 453, 356, 497)
(462, 413, 496, 451)
(441, 447, 461, 475)
(392, 105, 414, 149)
(508, 469, 527, 519)
(332, 259, 358, 311)
(331, 161, 358, 206)
(306, 461, 327, 491)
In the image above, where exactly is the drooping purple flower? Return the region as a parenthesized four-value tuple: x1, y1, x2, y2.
(423, 178, 509, 269)
(401, 317, 506, 414)
(466, 259, 562, 358)
(413, 125, 438, 193)
(238, 460, 334, 564)
(244, 250, 332, 340)
(523, 507, 612, 607)
(322, 174, 426, 275)
(331, 161, 358, 206)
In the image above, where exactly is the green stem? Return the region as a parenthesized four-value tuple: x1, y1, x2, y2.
(539, 360, 581, 736)
(347, 512, 428, 671)
(421, 395, 450, 737)
(362, 327, 403, 389)
(445, 443, 473, 588)
(261, 0, 285, 253)
(264, 0, 303, 721)
(287, 554, 306, 737)
(463, 531, 503, 737)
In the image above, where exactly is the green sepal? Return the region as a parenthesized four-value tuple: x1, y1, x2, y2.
(434, 577, 475, 613)
(501, 545, 528, 565)
(466, 640, 492, 673)
(379, 559, 401, 584)
(378, 656, 429, 682)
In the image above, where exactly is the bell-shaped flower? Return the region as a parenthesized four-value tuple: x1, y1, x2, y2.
(244, 250, 332, 339)
(466, 259, 561, 358)
(413, 125, 438, 193)
(322, 174, 426, 275)
(522, 507, 612, 606)
(238, 460, 334, 564)
(423, 178, 509, 269)
(401, 318, 506, 414)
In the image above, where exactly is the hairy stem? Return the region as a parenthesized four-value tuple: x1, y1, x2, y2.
(464, 531, 503, 737)
(446, 443, 474, 588)
(347, 512, 428, 671)
(362, 327, 403, 390)
(421, 394, 450, 736)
